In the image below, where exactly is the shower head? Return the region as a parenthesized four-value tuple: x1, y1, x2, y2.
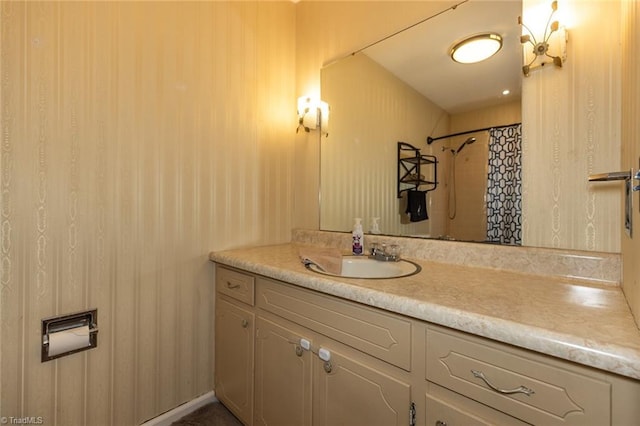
(455, 137, 477, 154)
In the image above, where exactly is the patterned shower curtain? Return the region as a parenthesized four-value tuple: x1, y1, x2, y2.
(486, 124, 522, 245)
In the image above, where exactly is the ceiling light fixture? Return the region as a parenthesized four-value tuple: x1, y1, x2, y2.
(450, 33, 503, 64)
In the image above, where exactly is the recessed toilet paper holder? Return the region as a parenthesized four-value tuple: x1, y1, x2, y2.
(42, 309, 98, 362)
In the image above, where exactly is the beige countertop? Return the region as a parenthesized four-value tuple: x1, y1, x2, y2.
(210, 241, 640, 381)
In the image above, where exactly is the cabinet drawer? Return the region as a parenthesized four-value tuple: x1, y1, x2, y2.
(257, 277, 412, 370)
(425, 383, 528, 426)
(426, 394, 492, 426)
(426, 327, 610, 425)
(216, 266, 255, 306)
(426, 394, 508, 426)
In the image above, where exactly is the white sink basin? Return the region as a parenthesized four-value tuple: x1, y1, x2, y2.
(306, 256, 421, 279)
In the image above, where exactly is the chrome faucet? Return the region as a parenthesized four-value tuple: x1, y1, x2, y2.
(369, 243, 401, 262)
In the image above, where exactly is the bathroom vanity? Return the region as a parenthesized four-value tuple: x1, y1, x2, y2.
(210, 233, 640, 426)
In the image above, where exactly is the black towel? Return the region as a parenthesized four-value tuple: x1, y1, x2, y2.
(406, 190, 428, 222)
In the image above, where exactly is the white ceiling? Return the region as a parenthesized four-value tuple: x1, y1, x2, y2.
(362, 0, 523, 114)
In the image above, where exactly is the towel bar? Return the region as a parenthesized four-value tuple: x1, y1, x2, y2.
(588, 167, 640, 238)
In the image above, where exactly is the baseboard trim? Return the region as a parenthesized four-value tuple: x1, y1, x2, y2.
(140, 391, 217, 426)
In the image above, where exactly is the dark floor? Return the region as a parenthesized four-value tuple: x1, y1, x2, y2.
(171, 402, 243, 426)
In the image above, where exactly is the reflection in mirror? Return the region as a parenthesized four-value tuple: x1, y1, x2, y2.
(320, 0, 523, 245)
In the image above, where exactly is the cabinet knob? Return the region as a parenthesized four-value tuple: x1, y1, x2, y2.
(435, 421, 447, 426)
(241, 319, 249, 328)
(318, 347, 332, 373)
(295, 345, 303, 357)
(318, 347, 331, 362)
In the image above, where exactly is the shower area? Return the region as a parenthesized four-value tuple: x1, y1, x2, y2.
(432, 122, 522, 245)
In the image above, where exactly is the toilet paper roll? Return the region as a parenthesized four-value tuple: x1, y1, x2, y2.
(48, 325, 91, 357)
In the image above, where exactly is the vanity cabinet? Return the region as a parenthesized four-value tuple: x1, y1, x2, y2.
(423, 325, 640, 426)
(312, 335, 411, 426)
(255, 277, 413, 426)
(254, 314, 313, 425)
(424, 385, 528, 426)
(214, 264, 640, 426)
(215, 267, 256, 425)
(254, 312, 412, 426)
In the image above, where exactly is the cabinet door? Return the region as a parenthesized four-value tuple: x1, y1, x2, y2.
(254, 315, 313, 426)
(215, 296, 254, 425)
(313, 344, 411, 426)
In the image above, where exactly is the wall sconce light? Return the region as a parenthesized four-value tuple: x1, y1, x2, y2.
(519, 0, 568, 76)
(297, 96, 329, 137)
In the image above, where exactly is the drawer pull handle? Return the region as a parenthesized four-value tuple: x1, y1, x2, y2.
(241, 319, 249, 328)
(226, 281, 241, 289)
(471, 369, 535, 396)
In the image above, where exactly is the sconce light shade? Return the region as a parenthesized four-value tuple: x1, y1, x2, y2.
(519, 0, 568, 76)
(450, 33, 503, 64)
(297, 96, 329, 136)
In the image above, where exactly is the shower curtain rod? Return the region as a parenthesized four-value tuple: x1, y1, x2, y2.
(426, 122, 521, 145)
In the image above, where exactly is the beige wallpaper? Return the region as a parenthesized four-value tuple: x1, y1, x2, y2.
(1, 1, 295, 424)
(521, 0, 622, 252)
(620, 0, 640, 326)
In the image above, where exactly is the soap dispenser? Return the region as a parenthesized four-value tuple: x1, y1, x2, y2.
(370, 217, 381, 234)
(352, 218, 364, 255)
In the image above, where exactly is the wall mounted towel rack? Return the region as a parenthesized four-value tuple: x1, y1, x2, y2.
(398, 142, 438, 198)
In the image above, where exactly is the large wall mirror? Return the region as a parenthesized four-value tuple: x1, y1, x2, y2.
(320, 0, 524, 245)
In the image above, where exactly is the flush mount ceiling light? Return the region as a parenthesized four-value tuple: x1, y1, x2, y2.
(450, 33, 503, 64)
